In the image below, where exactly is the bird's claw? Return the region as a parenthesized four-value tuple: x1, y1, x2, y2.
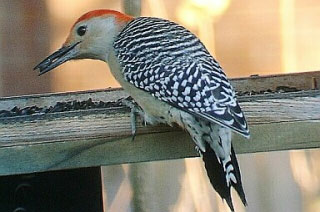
(121, 97, 143, 141)
(130, 106, 137, 141)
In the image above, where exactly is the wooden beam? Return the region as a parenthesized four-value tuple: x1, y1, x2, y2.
(1, 70, 318, 110)
(0, 71, 319, 176)
(0, 90, 319, 176)
(232, 70, 320, 92)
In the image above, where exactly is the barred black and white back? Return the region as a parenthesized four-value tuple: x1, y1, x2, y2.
(115, 17, 249, 137)
(114, 17, 249, 210)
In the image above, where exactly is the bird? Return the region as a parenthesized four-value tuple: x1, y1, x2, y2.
(34, 9, 250, 211)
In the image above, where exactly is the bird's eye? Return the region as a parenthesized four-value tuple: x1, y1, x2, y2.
(77, 26, 87, 36)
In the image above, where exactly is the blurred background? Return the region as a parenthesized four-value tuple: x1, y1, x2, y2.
(0, 0, 320, 211)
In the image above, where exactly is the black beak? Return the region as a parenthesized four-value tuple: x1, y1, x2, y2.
(34, 41, 81, 76)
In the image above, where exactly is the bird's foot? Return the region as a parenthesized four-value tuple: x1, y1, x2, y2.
(121, 97, 145, 141)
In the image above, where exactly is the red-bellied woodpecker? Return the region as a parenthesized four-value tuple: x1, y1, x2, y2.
(34, 9, 250, 211)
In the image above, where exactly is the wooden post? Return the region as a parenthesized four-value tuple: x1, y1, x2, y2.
(123, 0, 141, 17)
(0, 0, 51, 96)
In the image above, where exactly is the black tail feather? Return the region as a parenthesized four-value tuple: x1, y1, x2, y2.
(230, 146, 247, 206)
(201, 143, 234, 211)
(201, 143, 246, 211)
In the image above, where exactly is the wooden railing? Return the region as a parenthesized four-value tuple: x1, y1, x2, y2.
(0, 71, 319, 177)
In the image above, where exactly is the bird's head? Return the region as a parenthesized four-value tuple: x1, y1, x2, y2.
(34, 9, 133, 75)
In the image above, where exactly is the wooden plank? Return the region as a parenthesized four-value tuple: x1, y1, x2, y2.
(0, 88, 127, 111)
(1, 70, 318, 110)
(0, 89, 319, 176)
(233, 121, 320, 153)
(0, 71, 319, 176)
(0, 121, 319, 176)
(232, 70, 320, 92)
(1, 90, 319, 146)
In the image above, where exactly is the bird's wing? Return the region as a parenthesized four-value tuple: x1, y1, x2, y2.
(114, 17, 249, 137)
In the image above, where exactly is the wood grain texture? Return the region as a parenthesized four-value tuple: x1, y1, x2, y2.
(232, 70, 320, 92)
(0, 88, 128, 111)
(0, 71, 320, 176)
(0, 121, 319, 176)
(1, 70, 318, 110)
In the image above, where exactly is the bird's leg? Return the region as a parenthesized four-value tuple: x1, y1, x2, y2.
(121, 97, 145, 141)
